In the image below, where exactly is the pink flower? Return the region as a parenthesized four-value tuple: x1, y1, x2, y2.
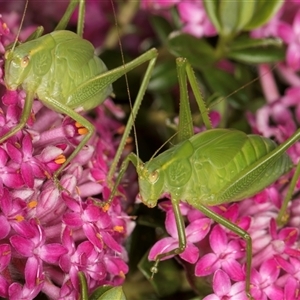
(141, 0, 216, 38)
(250, 258, 283, 299)
(278, 9, 300, 70)
(251, 6, 283, 39)
(203, 269, 247, 300)
(177, 1, 217, 38)
(141, 0, 179, 10)
(149, 206, 212, 264)
(8, 257, 44, 300)
(195, 225, 245, 282)
(0, 244, 11, 297)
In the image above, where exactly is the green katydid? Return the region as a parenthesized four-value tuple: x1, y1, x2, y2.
(1, 0, 157, 184)
(108, 57, 300, 298)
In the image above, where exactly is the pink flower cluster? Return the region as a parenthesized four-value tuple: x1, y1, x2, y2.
(141, 0, 216, 38)
(150, 186, 300, 299)
(0, 16, 134, 299)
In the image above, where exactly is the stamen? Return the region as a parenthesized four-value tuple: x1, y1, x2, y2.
(55, 154, 66, 164)
(75, 121, 88, 135)
(78, 127, 88, 135)
(44, 171, 51, 179)
(114, 225, 124, 233)
(28, 200, 38, 208)
(116, 125, 125, 135)
(102, 203, 110, 212)
(75, 121, 83, 128)
(15, 215, 24, 222)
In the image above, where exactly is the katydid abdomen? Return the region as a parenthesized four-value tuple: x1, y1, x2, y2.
(4, 30, 112, 112)
(138, 128, 293, 207)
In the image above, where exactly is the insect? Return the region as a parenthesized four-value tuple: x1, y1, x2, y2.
(1, 0, 157, 185)
(108, 56, 300, 298)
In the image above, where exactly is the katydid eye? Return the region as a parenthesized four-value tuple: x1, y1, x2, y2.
(149, 170, 159, 183)
(21, 55, 29, 67)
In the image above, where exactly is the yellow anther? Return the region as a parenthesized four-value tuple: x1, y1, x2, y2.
(75, 186, 80, 195)
(78, 127, 88, 135)
(286, 229, 297, 241)
(102, 203, 110, 212)
(75, 121, 88, 135)
(202, 222, 209, 231)
(3, 249, 11, 256)
(126, 136, 133, 144)
(55, 154, 66, 165)
(14, 142, 21, 149)
(28, 200, 38, 209)
(116, 125, 125, 135)
(114, 226, 124, 233)
(219, 205, 227, 212)
(44, 170, 51, 179)
(31, 112, 36, 122)
(15, 215, 24, 222)
(96, 233, 104, 244)
(75, 121, 83, 128)
(279, 178, 289, 185)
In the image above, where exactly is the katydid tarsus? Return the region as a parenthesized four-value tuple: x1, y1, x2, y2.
(107, 53, 300, 297)
(1, 0, 157, 186)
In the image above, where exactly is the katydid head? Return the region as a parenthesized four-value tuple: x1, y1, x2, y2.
(4, 48, 31, 90)
(136, 160, 164, 208)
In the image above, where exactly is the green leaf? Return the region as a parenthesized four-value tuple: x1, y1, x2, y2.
(228, 46, 285, 63)
(89, 286, 127, 300)
(149, 15, 173, 45)
(168, 33, 216, 69)
(219, 1, 240, 35)
(235, 0, 257, 31)
(202, 67, 251, 109)
(203, 0, 221, 32)
(244, 0, 284, 30)
(204, 0, 283, 34)
(148, 60, 178, 92)
(229, 36, 283, 51)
